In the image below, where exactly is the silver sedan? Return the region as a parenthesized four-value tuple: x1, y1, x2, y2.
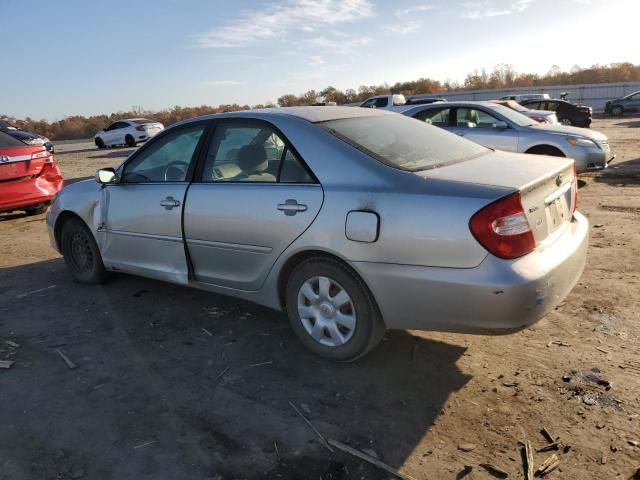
(400, 101, 614, 173)
(47, 107, 588, 361)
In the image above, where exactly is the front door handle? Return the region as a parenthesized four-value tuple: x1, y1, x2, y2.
(277, 199, 307, 216)
(160, 196, 181, 210)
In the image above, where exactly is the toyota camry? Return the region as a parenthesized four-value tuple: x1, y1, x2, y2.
(47, 107, 588, 361)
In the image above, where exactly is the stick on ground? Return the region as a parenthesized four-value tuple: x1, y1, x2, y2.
(289, 401, 333, 453)
(56, 349, 77, 369)
(524, 440, 534, 480)
(328, 438, 418, 480)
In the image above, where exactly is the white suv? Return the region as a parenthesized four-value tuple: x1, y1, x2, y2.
(94, 119, 164, 148)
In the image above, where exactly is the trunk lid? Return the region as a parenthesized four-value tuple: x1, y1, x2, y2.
(420, 150, 576, 244)
(0, 145, 51, 182)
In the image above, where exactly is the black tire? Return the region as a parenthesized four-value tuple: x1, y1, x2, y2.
(611, 105, 624, 117)
(285, 258, 385, 361)
(95, 137, 106, 149)
(60, 217, 107, 285)
(525, 145, 565, 157)
(125, 135, 136, 148)
(24, 204, 48, 216)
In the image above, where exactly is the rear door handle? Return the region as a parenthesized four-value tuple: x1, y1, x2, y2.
(160, 196, 181, 210)
(277, 199, 307, 216)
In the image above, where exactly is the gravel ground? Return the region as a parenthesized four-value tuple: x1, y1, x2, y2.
(0, 117, 639, 479)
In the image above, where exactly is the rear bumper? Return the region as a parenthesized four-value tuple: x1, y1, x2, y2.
(0, 165, 63, 212)
(351, 211, 588, 333)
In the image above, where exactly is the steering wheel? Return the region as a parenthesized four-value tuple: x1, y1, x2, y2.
(164, 161, 189, 182)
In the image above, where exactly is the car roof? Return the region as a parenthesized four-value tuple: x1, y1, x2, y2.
(178, 106, 392, 126)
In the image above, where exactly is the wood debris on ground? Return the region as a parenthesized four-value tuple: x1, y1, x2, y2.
(56, 349, 77, 369)
(480, 463, 509, 478)
(327, 438, 418, 480)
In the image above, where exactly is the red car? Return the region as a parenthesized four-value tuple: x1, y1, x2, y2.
(0, 131, 63, 215)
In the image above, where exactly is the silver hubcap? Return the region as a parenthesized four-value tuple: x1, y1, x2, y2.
(297, 276, 356, 347)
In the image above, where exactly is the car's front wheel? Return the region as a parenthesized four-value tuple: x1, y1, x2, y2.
(285, 258, 385, 361)
(611, 105, 624, 116)
(60, 217, 107, 285)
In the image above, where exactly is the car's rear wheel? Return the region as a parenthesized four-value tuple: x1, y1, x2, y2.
(125, 135, 136, 148)
(285, 258, 385, 361)
(559, 117, 573, 126)
(95, 137, 106, 149)
(611, 105, 624, 116)
(60, 217, 106, 285)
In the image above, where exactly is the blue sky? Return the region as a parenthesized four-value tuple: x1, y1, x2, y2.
(2, 0, 638, 120)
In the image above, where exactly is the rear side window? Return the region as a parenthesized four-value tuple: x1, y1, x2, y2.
(322, 114, 488, 172)
(202, 122, 314, 183)
(131, 119, 155, 124)
(414, 108, 450, 127)
(0, 131, 26, 148)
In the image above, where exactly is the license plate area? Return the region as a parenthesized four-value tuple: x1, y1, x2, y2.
(544, 183, 572, 234)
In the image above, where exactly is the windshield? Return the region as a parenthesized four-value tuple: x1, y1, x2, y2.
(486, 104, 536, 126)
(321, 114, 489, 171)
(131, 119, 156, 124)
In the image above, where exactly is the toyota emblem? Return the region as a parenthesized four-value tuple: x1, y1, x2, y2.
(0, 155, 9, 163)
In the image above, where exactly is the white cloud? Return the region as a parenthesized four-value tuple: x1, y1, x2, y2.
(462, 0, 535, 19)
(202, 80, 248, 86)
(384, 20, 423, 35)
(307, 55, 326, 67)
(195, 0, 373, 48)
(395, 3, 435, 17)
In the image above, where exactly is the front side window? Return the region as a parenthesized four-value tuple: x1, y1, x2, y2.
(121, 125, 205, 183)
(322, 114, 488, 172)
(202, 122, 312, 183)
(415, 108, 451, 127)
(456, 108, 499, 129)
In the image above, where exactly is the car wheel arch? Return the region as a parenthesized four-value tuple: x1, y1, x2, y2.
(276, 249, 382, 323)
(54, 211, 92, 250)
(524, 145, 566, 157)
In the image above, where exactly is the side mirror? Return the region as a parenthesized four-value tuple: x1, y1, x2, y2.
(493, 121, 509, 130)
(96, 168, 117, 184)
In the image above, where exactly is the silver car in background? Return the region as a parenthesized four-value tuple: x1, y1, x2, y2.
(401, 101, 614, 172)
(47, 107, 588, 361)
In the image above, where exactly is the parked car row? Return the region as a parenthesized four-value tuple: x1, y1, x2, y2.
(605, 90, 640, 116)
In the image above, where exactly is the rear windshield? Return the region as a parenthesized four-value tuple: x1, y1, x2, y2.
(485, 104, 536, 127)
(131, 119, 155, 124)
(0, 131, 27, 148)
(321, 114, 488, 171)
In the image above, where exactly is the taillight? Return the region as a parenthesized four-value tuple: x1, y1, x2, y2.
(572, 161, 578, 212)
(135, 125, 146, 131)
(32, 150, 53, 163)
(469, 192, 536, 259)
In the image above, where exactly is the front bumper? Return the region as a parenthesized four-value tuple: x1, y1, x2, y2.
(351, 211, 588, 333)
(0, 164, 63, 213)
(571, 147, 612, 173)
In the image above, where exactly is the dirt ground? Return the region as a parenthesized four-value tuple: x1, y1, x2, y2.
(1, 117, 639, 480)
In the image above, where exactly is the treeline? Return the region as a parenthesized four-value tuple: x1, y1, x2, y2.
(5, 63, 638, 141)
